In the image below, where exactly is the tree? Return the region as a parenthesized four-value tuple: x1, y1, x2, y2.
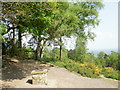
(106, 51, 119, 70)
(2, 2, 24, 48)
(97, 52, 107, 59)
(69, 36, 87, 62)
(24, 2, 58, 59)
(2, 2, 104, 60)
(67, 2, 104, 62)
(2, 2, 57, 59)
(2, 2, 32, 57)
(59, 2, 103, 60)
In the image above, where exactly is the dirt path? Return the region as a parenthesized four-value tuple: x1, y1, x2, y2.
(2, 67, 118, 88)
(2, 59, 118, 88)
(48, 67, 118, 88)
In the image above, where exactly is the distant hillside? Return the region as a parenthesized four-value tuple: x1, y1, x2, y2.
(88, 48, 118, 56)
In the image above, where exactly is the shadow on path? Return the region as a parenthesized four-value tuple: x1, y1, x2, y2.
(2, 59, 51, 81)
(2, 62, 25, 81)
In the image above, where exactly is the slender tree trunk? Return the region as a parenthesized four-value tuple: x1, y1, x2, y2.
(12, 28, 15, 56)
(40, 40, 47, 58)
(18, 29, 22, 48)
(36, 38, 42, 60)
(13, 28, 15, 44)
(2, 43, 6, 55)
(59, 37, 62, 61)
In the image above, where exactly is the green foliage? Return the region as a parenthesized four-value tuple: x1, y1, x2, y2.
(25, 48, 35, 59)
(78, 66, 98, 78)
(96, 51, 119, 70)
(101, 67, 119, 80)
(103, 72, 119, 80)
(105, 52, 119, 70)
(95, 51, 119, 80)
(51, 48, 60, 60)
(68, 36, 97, 64)
(2, 2, 104, 59)
(43, 48, 52, 59)
(97, 52, 107, 59)
(7, 47, 35, 59)
(83, 53, 96, 63)
(0, 23, 7, 34)
(44, 47, 68, 61)
(96, 52, 107, 67)
(61, 48, 68, 60)
(68, 37, 87, 62)
(0, 23, 7, 42)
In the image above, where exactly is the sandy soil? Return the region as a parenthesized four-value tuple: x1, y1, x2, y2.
(1, 59, 118, 88)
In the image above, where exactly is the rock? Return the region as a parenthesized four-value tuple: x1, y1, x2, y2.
(40, 64, 50, 67)
(10, 58, 19, 63)
(31, 69, 48, 85)
(99, 74, 105, 78)
(31, 69, 47, 75)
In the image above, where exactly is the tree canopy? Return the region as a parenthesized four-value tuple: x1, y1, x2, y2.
(1, 1, 104, 59)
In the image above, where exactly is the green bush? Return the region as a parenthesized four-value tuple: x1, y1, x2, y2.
(27, 52, 35, 59)
(101, 67, 119, 80)
(11, 47, 35, 59)
(102, 71, 119, 80)
(78, 67, 98, 78)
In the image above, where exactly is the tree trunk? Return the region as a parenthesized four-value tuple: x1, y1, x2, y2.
(2, 43, 6, 55)
(59, 37, 62, 61)
(11, 28, 15, 57)
(18, 29, 22, 48)
(40, 40, 47, 58)
(36, 39, 41, 60)
(13, 26, 15, 44)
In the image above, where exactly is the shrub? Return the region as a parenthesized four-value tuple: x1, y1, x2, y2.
(101, 67, 119, 80)
(78, 67, 98, 78)
(80, 62, 102, 75)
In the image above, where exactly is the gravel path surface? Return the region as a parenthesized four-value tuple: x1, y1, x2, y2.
(47, 67, 118, 88)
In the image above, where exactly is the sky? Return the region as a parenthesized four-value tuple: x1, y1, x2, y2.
(87, 2, 118, 51)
